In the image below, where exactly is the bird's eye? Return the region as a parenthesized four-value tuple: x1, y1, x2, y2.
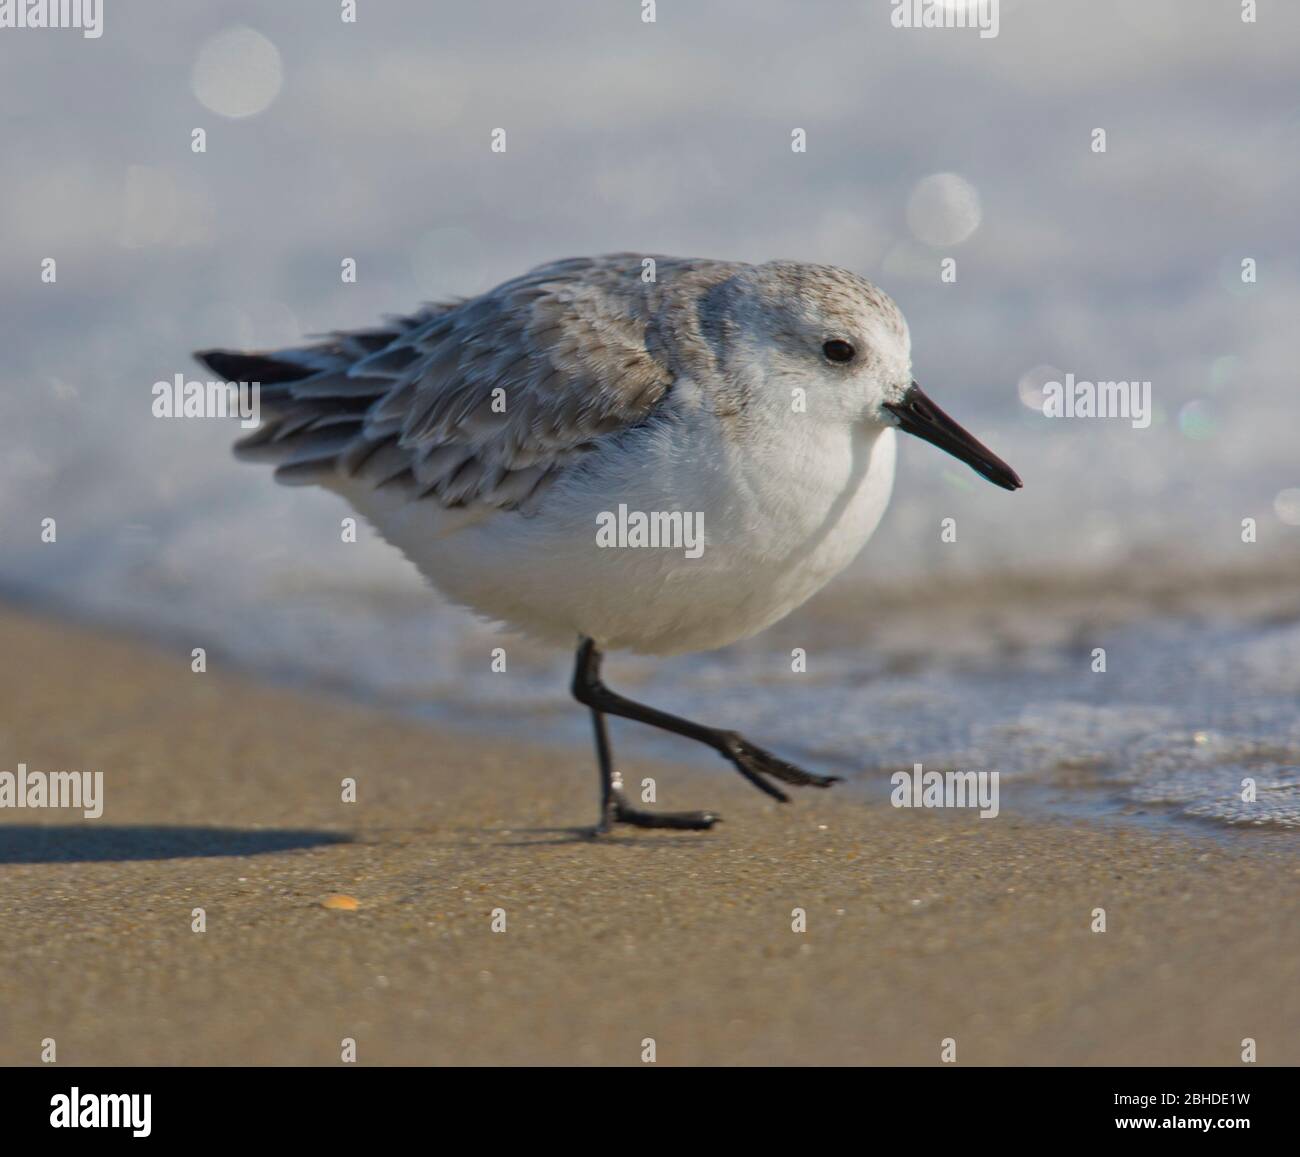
(822, 339, 855, 364)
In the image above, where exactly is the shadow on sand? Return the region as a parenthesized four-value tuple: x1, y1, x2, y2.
(0, 825, 352, 864)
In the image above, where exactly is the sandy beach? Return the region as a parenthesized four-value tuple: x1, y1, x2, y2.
(0, 606, 1295, 1066)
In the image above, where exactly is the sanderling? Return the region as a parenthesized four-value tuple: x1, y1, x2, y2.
(197, 254, 1021, 832)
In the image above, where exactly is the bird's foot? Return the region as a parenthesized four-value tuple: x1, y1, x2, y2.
(589, 798, 721, 834)
(719, 733, 841, 802)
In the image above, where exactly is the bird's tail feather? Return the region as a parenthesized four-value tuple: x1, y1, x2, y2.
(193, 341, 396, 484)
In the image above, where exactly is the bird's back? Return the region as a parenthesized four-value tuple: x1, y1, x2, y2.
(195, 254, 745, 513)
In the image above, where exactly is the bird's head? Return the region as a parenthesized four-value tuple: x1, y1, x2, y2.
(706, 261, 1021, 491)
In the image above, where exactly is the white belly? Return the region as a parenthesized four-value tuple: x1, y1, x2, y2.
(342, 417, 897, 655)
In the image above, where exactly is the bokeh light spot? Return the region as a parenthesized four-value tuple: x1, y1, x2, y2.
(1273, 488, 1300, 526)
(1177, 400, 1216, 440)
(192, 27, 283, 119)
(1017, 364, 1061, 411)
(906, 173, 982, 247)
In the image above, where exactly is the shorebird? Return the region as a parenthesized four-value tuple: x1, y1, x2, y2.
(197, 255, 1021, 832)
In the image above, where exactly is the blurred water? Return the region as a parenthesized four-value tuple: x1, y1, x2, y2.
(1, 1, 1298, 833)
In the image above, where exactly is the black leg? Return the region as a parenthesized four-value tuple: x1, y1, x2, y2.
(587, 705, 721, 832)
(590, 706, 620, 830)
(572, 637, 838, 830)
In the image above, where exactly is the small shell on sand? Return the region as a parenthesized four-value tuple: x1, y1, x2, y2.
(321, 894, 359, 911)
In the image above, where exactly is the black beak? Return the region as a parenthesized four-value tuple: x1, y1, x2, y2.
(883, 382, 1022, 491)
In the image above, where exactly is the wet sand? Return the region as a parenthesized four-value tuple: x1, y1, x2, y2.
(0, 607, 1295, 1065)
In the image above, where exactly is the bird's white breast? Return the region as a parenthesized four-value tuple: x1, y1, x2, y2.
(341, 410, 897, 656)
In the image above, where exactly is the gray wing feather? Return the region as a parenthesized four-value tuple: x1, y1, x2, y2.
(208, 255, 716, 511)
